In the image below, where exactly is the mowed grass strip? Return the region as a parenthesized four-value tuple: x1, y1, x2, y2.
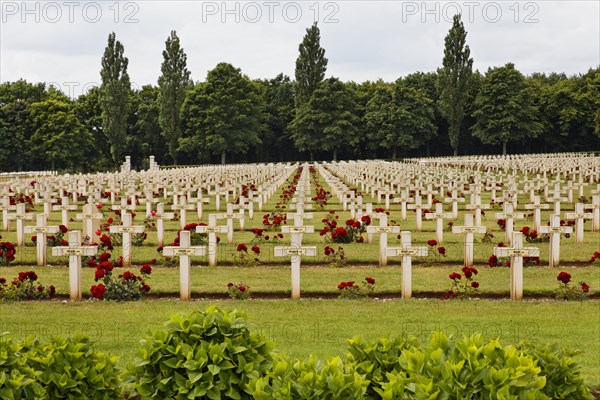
(0, 299, 598, 387)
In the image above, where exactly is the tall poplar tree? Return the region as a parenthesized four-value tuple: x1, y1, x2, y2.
(158, 30, 191, 165)
(294, 22, 328, 107)
(291, 22, 328, 160)
(437, 14, 473, 156)
(99, 32, 131, 167)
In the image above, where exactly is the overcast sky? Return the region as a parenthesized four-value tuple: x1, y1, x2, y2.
(1, 0, 598, 97)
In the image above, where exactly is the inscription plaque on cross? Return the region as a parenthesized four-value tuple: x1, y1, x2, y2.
(162, 230, 207, 301)
(538, 214, 573, 267)
(195, 214, 228, 267)
(109, 212, 144, 268)
(366, 213, 400, 267)
(385, 231, 428, 299)
(52, 230, 98, 301)
(425, 202, 453, 243)
(564, 203, 592, 243)
(452, 214, 486, 268)
(25, 214, 59, 266)
(494, 231, 539, 301)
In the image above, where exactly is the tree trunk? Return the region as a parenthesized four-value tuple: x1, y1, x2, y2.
(502, 141, 507, 155)
(332, 149, 337, 162)
(221, 150, 226, 165)
(453, 147, 458, 156)
(426, 142, 431, 157)
(392, 146, 397, 160)
(309, 150, 314, 162)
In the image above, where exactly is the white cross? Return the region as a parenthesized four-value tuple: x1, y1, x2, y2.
(538, 214, 573, 267)
(386, 231, 428, 299)
(407, 194, 431, 232)
(172, 197, 197, 230)
(425, 203, 453, 243)
(392, 190, 413, 221)
(366, 213, 400, 267)
(196, 214, 228, 267)
(273, 244, 316, 300)
(195, 190, 210, 220)
(494, 231, 540, 301)
(0, 197, 16, 231)
(443, 189, 465, 219)
(564, 203, 592, 243)
(75, 203, 103, 241)
(52, 196, 78, 228)
(465, 194, 490, 227)
(216, 203, 244, 244)
(496, 202, 525, 245)
(162, 230, 207, 301)
(109, 212, 144, 268)
(25, 214, 59, 266)
(52, 230, 98, 301)
(452, 214, 486, 268)
(524, 196, 550, 231)
(584, 195, 600, 231)
(8, 203, 33, 246)
(154, 202, 175, 247)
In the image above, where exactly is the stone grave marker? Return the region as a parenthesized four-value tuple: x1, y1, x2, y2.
(162, 230, 207, 301)
(52, 230, 98, 301)
(494, 231, 540, 300)
(385, 231, 428, 299)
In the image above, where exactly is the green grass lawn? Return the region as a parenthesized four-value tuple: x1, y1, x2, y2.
(1, 169, 600, 390)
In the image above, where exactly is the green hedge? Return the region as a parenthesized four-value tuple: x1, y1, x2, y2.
(0, 307, 594, 399)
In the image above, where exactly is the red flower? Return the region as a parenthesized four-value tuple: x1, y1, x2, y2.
(107, 217, 114, 224)
(462, 266, 478, 279)
(37, 285, 44, 293)
(90, 284, 106, 299)
(488, 255, 499, 267)
(94, 268, 105, 281)
(427, 239, 437, 247)
(581, 282, 590, 293)
(498, 242, 506, 248)
(99, 252, 111, 262)
(345, 219, 354, 226)
(334, 227, 348, 237)
(59, 225, 68, 233)
(449, 272, 461, 280)
(31, 235, 37, 243)
(324, 246, 334, 256)
(361, 215, 371, 225)
(151, 258, 157, 264)
(60, 240, 68, 246)
(95, 229, 101, 236)
(251, 244, 261, 254)
(471, 281, 480, 289)
(48, 285, 55, 296)
(237, 243, 248, 252)
(140, 264, 152, 275)
(437, 246, 446, 255)
(140, 284, 151, 292)
(227, 282, 234, 287)
(0, 277, 6, 284)
(557, 271, 571, 285)
(365, 277, 375, 285)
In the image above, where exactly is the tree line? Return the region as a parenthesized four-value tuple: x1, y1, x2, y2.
(0, 15, 598, 172)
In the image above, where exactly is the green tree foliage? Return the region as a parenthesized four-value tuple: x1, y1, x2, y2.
(437, 14, 473, 156)
(180, 63, 263, 164)
(260, 74, 296, 162)
(135, 85, 167, 164)
(365, 80, 436, 159)
(28, 98, 92, 171)
(291, 77, 359, 161)
(74, 87, 112, 171)
(0, 80, 49, 171)
(158, 31, 192, 165)
(294, 22, 328, 108)
(99, 32, 131, 167)
(472, 63, 543, 154)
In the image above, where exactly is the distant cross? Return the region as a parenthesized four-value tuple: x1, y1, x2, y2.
(538, 214, 573, 267)
(366, 213, 400, 267)
(216, 203, 244, 244)
(75, 203, 103, 241)
(524, 196, 549, 231)
(465, 194, 490, 227)
(52, 196, 78, 228)
(407, 194, 431, 232)
(584, 195, 600, 231)
(109, 212, 144, 268)
(154, 202, 175, 247)
(0, 197, 16, 231)
(171, 196, 196, 230)
(564, 203, 592, 243)
(443, 189, 465, 220)
(425, 202, 453, 243)
(452, 214, 486, 268)
(25, 214, 59, 266)
(8, 203, 34, 246)
(496, 202, 525, 245)
(196, 214, 228, 267)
